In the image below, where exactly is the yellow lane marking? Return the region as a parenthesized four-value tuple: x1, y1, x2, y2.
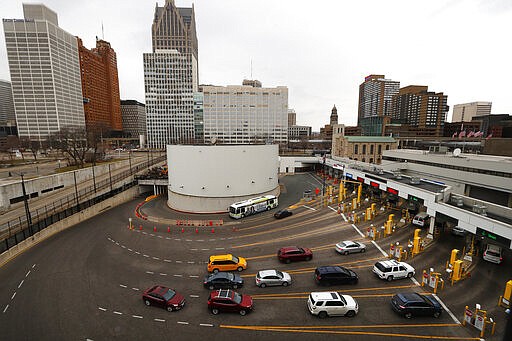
(222, 323, 461, 330)
(232, 223, 346, 248)
(219, 325, 479, 340)
(241, 256, 384, 277)
(251, 292, 431, 300)
(249, 284, 418, 297)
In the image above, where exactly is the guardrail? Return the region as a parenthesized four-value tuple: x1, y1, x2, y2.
(0, 156, 166, 253)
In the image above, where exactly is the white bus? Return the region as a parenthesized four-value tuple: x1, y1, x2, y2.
(229, 195, 278, 219)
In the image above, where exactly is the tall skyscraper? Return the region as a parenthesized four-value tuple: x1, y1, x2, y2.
(77, 38, 122, 134)
(202, 80, 288, 144)
(121, 100, 146, 138)
(144, 0, 198, 148)
(3, 4, 85, 141)
(288, 109, 296, 126)
(391, 85, 449, 137)
(452, 102, 492, 122)
(358, 74, 400, 136)
(0, 80, 16, 125)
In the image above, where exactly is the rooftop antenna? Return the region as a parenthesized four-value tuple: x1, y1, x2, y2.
(250, 59, 253, 79)
(101, 21, 104, 40)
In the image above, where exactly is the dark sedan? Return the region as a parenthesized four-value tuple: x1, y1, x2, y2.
(204, 272, 244, 290)
(391, 292, 443, 318)
(274, 209, 293, 219)
(142, 285, 186, 312)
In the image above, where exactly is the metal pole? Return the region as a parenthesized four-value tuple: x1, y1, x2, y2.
(20, 173, 33, 235)
(108, 163, 113, 192)
(147, 150, 150, 170)
(73, 171, 79, 209)
(322, 155, 326, 196)
(92, 164, 97, 193)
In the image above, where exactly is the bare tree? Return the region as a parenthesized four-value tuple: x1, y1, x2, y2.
(19, 136, 44, 161)
(49, 127, 91, 168)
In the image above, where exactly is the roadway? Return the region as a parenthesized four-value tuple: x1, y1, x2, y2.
(0, 173, 509, 340)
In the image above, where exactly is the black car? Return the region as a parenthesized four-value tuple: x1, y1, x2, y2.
(274, 209, 293, 219)
(314, 266, 358, 285)
(204, 272, 244, 290)
(391, 292, 443, 318)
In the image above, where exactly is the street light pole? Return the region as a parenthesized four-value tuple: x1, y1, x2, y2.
(129, 151, 132, 176)
(20, 173, 33, 235)
(108, 163, 113, 192)
(73, 171, 79, 209)
(92, 164, 97, 193)
(321, 154, 326, 197)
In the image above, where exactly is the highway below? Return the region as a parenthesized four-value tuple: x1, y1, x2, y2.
(0, 173, 509, 340)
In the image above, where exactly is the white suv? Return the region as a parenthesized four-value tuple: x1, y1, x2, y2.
(372, 260, 415, 281)
(483, 244, 502, 264)
(307, 291, 358, 318)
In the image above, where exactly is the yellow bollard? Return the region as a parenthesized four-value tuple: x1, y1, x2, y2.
(452, 260, 463, 283)
(352, 198, 357, 210)
(366, 207, 372, 221)
(385, 220, 392, 236)
(499, 280, 512, 307)
(357, 183, 362, 204)
(450, 249, 459, 267)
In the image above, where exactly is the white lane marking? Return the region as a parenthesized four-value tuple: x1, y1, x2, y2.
(164, 259, 172, 263)
(176, 261, 182, 264)
(410, 277, 420, 286)
(177, 321, 189, 325)
(150, 234, 154, 236)
(351, 224, 366, 238)
(173, 274, 183, 277)
(98, 307, 107, 311)
(190, 295, 200, 298)
(302, 205, 316, 211)
(132, 315, 143, 319)
(341, 213, 348, 222)
(186, 239, 192, 242)
(157, 236, 163, 239)
(371, 240, 388, 257)
(201, 249, 209, 251)
(3, 305, 9, 313)
(200, 324, 214, 327)
(146, 271, 154, 275)
(132, 288, 139, 291)
(160, 273, 167, 276)
(432, 293, 460, 324)
(11, 292, 16, 300)
(174, 239, 181, 241)
(128, 248, 133, 252)
(86, 339, 94, 341)
(142, 232, 147, 235)
(18, 280, 24, 288)
(119, 284, 127, 288)
(165, 237, 171, 240)
(153, 257, 160, 260)
(25, 270, 31, 277)
(190, 249, 198, 251)
(187, 261, 195, 264)
(209, 239, 216, 241)
(121, 245, 126, 249)
(154, 318, 166, 322)
(189, 275, 199, 278)
(115, 242, 120, 245)
(135, 252, 141, 255)
(227, 237, 233, 240)
(197, 239, 204, 242)
(113, 311, 123, 315)
(143, 254, 149, 258)
(215, 248, 224, 250)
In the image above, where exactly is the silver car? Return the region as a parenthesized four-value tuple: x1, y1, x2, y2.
(335, 240, 366, 255)
(255, 270, 292, 288)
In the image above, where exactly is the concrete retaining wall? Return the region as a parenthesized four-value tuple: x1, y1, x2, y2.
(0, 186, 139, 268)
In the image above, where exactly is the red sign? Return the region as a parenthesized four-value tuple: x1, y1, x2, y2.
(387, 188, 398, 195)
(315, 188, 320, 195)
(357, 177, 364, 182)
(370, 181, 379, 188)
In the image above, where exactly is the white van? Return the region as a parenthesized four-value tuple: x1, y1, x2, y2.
(412, 212, 429, 227)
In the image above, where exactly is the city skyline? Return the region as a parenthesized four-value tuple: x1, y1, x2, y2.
(1, 0, 511, 131)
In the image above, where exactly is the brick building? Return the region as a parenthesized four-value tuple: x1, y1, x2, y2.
(77, 38, 122, 134)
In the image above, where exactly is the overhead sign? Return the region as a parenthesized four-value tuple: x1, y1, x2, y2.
(345, 173, 353, 179)
(476, 227, 510, 246)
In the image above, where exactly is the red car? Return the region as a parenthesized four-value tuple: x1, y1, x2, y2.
(277, 246, 313, 263)
(208, 289, 253, 316)
(142, 285, 186, 312)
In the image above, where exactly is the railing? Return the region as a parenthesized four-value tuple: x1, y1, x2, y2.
(0, 156, 166, 253)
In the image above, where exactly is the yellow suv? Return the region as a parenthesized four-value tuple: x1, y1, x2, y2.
(208, 254, 247, 273)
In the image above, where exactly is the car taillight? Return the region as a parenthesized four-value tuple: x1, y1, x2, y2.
(483, 251, 487, 256)
(316, 275, 321, 280)
(399, 305, 405, 309)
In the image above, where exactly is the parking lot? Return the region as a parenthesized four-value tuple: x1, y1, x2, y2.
(0, 173, 509, 340)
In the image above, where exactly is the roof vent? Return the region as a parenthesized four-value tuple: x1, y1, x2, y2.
(472, 204, 487, 216)
(451, 195, 464, 207)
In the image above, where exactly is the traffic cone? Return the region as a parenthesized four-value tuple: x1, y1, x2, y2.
(167, 226, 170, 233)
(195, 227, 198, 234)
(153, 226, 157, 232)
(211, 228, 215, 233)
(139, 225, 143, 230)
(181, 227, 184, 233)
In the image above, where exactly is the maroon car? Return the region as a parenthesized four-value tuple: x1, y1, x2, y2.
(208, 289, 253, 316)
(142, 285, 186, 312)
(277, 246, 313, 263)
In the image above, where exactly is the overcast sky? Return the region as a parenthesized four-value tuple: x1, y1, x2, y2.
(1, 0, 511, 131)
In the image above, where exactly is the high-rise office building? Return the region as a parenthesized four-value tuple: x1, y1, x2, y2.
(358, 74, 400, 136)
(120, 100, 146, 138)
(452, 102, 492, 122)
(144, 0, 198, 148)
(144, 50, 195, 147)
(202, 80, 288, 144)
(288, 109, 296, 126)
(3, 4, 85, 140)
(0, 80, 16, 125)
(391, 85, 449, 137)
(193, 92, 204, 143)
(78, 38, 122, 134)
